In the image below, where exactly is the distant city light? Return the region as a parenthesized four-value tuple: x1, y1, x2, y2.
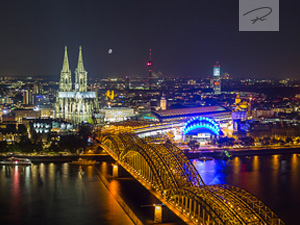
(33, 106, 40, 111)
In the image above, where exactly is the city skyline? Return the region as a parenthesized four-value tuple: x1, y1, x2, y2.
(0, 1, 299, 78)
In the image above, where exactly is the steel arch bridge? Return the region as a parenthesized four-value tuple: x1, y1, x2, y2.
(100, 133, 284, 225)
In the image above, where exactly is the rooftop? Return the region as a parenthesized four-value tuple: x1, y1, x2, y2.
(152, 106, 229, 119)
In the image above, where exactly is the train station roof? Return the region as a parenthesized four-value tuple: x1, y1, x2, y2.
(150, 106, 231, 121)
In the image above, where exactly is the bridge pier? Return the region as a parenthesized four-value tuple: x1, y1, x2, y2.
(112, 163, 119, 177)
(154, 204, 162, 223)
(112, 163, 130, 178)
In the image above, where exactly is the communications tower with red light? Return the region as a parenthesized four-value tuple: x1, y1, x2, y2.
(147, 49, 153, 90)
(213, 61, 221, 95)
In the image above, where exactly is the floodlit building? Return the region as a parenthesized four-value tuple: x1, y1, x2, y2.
(23, 89, 33, 104)
(212, 61, 221, 95)
(101, 107, 135, 122)
(160, 96, 167, 110)
(55, 46, 99, 125)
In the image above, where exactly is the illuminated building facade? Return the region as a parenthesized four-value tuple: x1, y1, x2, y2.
(30, 118, 73, 134)
(212, 61, 221, 95)
(55, 46, 99, 125)
(23, 89, 33, 104)
(149, 106, 231, 125)
(160, 95, 167, 110)
(101, 107, 135, 122)
(139, 106, 233, 140)
(183, 116, 221, 144)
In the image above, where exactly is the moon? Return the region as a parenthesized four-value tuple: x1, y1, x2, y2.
(108, 49, 113, 54)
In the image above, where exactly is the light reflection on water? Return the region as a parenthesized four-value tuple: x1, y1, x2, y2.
(0, 162, 134, 225)
(1, 155, 300, 225)
(192, 154, 300, 225)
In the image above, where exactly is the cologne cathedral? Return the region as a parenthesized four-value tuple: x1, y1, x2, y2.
(55, 46, 99, 125)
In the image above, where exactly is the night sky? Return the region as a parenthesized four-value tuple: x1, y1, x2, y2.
(0, 0, 299, 79)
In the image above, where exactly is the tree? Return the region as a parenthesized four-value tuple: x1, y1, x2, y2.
(0, 141, 7, 153)
(188, 140, 199, 150)
(31, 142, 43, 153)
(227, 137, 235, 147)
(217, 137, 228, 147)
(217, 137, 235, 147)
(48, 141, 60, 153)
(7, 143, 21, 153)
(239, 137, 254, 147)
(279, 139, 285, 146)
(18, 124, 28, 136)
(14, 93, 23, 103)
(88, 118, 94, 125)
(271, 138, 278, 145)
(285, 137, 293, 145)
(59, 135, 85, 153)
(19, 138, 34, 153)
(79, 124, 93, 143)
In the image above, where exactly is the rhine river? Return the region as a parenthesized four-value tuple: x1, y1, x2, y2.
(0, 154, 299, 225)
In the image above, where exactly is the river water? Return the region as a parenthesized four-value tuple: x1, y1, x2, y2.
(0, 154, 299, 225)
(0, 162, 134, 225)
(192, 154, 300, 225)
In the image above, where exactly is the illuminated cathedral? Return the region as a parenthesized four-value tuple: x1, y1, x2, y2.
(55, 46, 99, 125)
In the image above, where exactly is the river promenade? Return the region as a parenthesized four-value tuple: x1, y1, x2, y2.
(1, 145, 300, 162)
(183, 145, 300, 158)
(0, 153, 111, 162)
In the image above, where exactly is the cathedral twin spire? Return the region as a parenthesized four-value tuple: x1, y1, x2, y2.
(59, 46, 87, 92)
(77, 46, 85, 72)
(62, 46, 70, 72)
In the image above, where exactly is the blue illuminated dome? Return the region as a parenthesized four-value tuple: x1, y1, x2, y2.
(183, 117, 220, 136)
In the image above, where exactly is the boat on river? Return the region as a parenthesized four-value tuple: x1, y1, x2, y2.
(69, 158, 99, 166)
(198, 156, 214, 161)
(0, 157, 32, 165)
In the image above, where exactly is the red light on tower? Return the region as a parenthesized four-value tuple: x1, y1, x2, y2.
(147, 49, 153, 90)
(214, 61, 220, 68)
(147, 49, 153, 67)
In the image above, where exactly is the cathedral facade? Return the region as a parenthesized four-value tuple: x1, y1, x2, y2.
(55, 46, 99, 125)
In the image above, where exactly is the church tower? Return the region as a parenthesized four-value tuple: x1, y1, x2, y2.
(59, 46, 72, 92)
(75, 46, 87, 92)
(56, 46, 99, 125)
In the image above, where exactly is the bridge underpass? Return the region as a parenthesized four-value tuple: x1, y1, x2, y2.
(99, 133, 285, 225)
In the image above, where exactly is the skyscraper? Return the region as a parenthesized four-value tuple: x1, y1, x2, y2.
(212, 61, 221, 95)
(55, 46, 99, 125)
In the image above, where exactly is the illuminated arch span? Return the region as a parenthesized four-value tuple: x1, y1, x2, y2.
(101, 134, 285, 225)
(183, 116, 220, 136)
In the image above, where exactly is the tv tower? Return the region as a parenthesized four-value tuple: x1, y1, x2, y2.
(147, 49, 153, 90)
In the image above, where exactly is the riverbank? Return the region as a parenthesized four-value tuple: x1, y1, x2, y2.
(2, 145, 300, 162)
(185, 146, 300, 159)
(0, 153, 112, 162)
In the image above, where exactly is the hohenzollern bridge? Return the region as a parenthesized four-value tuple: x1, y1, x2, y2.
(99, 132, 284, 225)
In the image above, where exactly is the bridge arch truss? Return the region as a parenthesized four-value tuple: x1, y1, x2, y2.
(101, 133, 284, 225)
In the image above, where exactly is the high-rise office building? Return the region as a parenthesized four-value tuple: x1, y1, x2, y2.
(212, 61, 221, 95)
